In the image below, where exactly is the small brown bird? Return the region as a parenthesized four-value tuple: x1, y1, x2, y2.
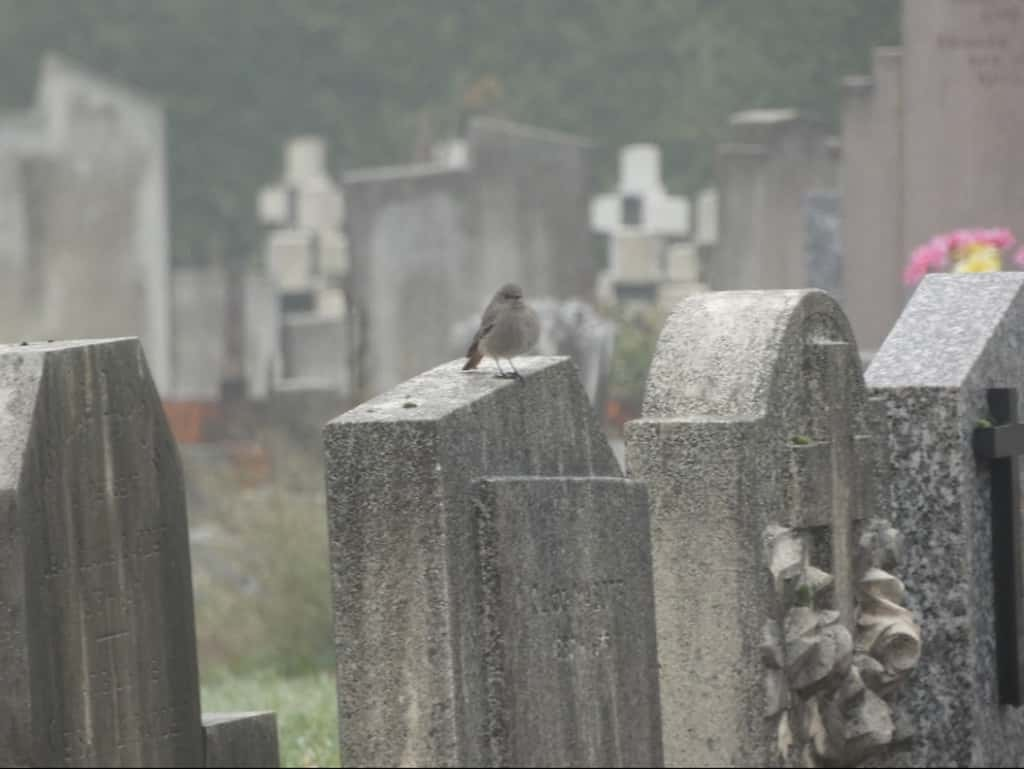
(463, 283, 541, 380)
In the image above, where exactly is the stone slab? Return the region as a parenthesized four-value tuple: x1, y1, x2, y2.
(324, 356, 620, 767)
(867, 272, 1024, 766)
(472, 476, 661, 767)
(627, 289, 885, 766)
(202, 712, 280, 768)
(839, 47, 905, 354)
(903, 0, 1024, 259)
(0, 338, 201, 767)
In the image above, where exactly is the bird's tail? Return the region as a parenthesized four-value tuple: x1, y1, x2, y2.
(463, 343, 483, 370)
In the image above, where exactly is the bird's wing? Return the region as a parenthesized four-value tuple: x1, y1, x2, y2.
(465, 320, 495, 357)
(465, 300, 501, 357)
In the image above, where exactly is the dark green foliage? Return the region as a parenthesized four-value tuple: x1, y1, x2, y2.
(0, 0, 899, 267)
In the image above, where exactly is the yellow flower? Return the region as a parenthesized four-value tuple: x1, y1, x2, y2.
(953, 243, 1002, 273)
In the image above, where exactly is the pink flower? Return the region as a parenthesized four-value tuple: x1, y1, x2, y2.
(947, 228, 975, 252)
(927, 233, 953, 255)
(1015, 246, 1024, 267)
(903, 262, 927, 286)
(904, 242, 947, 285)
(978, 227, 1016, 250)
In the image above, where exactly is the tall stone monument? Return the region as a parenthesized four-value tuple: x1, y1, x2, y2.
(902, 0, 1024, 257)
(0, 54, 171, 393)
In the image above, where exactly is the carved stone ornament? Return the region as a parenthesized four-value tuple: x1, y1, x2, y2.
(761, 520, 921, 767)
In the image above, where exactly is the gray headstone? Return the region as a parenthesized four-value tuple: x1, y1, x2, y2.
(172, 265, 227, 400)
(0, 54, 172, 394)
(473, 477, 661, 767)
(0, 338, 278, 767)
(867, 272, 1024, 766)
(324, 357, 642, 767)
(710, 110, 836, 292)
(839, 48, 905, 355)
(627, 289, 915, 766)
(280, 314, 349, 389)
(344, 117, 593, 398)
(0, 338, 200, 766)
(804, 190, 842, 299)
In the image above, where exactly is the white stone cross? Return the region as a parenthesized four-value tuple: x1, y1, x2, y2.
(589, 144, 690, 237)
(258, 136, 344, 232)
(257, 135, 348, 288)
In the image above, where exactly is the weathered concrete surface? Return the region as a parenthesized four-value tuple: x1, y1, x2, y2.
(0, 338, 200, 766)
(626, 290, 882, 766)
(324, 356, 620, 767)
(473, 477, 662, 767)
(0, 337, 280, 768)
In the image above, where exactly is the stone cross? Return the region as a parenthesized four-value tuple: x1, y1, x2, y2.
(589, 144, 689, 237)
(867, 272, 1024, 765)
(627, 289, 917, 767)
(323, 357, 662, 767)
(258, 135, 348, 295)
(257, 136, 351, 392)
(589, 144, 696, 310)
(973, 387, 1024, 706)
(0, 338, 279, 768)
(258, 136, 343, 233)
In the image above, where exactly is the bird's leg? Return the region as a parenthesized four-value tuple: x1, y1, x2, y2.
(507, 358, 524, 383)
(493, 357, 511, 379)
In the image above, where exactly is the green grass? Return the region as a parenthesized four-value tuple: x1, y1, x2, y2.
(201, 669, 341, 768)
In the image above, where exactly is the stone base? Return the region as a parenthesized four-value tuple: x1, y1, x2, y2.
(202, 712, 281, 768)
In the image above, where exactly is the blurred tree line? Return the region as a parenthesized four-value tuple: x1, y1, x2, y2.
(0, 0, 898, 267)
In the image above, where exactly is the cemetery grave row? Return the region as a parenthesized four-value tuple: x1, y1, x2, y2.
(9, 272, 1024, 767)
(324, 272, 1024, 767)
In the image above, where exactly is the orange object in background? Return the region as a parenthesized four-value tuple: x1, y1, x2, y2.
(163, 401, 221, 444)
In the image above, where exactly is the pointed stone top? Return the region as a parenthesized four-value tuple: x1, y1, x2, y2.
(867, 272, 1024, 389)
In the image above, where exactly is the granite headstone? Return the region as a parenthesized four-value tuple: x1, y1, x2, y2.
(867, 272, 1024, 766)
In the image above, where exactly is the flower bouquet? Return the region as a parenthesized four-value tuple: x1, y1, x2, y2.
(903, 227, 1023, 286)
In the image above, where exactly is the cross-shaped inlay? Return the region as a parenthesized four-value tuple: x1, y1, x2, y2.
(973, 387, 1024, 706)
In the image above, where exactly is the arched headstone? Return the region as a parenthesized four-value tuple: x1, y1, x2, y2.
(628, 290, 917, 766)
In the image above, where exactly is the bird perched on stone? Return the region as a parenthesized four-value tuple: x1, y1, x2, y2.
(462, 282, 540, 380)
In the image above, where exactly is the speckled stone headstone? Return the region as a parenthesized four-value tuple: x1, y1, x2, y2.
(0, 338, 279, 768)
(625, 290, 884, 766)
(866, 272, 1024, 766)
(324, 357, 662, 767)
